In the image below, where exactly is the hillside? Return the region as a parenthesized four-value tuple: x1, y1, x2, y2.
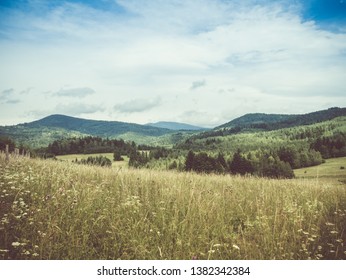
(1, 108, 345, 149)
(0, 114, 191, 147)
(146, 121, 206, 131)
(176, 116, 346, 155)
(216, 107, 346, 130)
(28, 114, 172, 136)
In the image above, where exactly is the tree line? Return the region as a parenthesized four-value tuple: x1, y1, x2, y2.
(45, 136, 136, 156)
(182, 145, 324, 179)
(183, 149, 304, 179)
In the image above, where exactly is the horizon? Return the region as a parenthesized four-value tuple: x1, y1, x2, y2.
(2, 106, 344, 129)
(1, 0, 346, 127)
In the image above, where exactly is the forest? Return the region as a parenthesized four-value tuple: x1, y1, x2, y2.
(1, 116, 345, 179)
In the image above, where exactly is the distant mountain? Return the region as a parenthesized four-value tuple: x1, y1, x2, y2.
(0, 114, 179, 148)
(28, 114, 171, 137)
(146, 121, 206, 131)
(216, 107, 346, 130)
(2, 108, 346, 149)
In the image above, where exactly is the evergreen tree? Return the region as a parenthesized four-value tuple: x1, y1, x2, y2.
(229, 150, 254, 175)
(185, 150, 195, 171)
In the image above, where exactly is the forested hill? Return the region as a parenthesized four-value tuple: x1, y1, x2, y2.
(28, 114, 171, 136)
(217, 107, 346, 130)
(191, 107, 346, 139)
(0, 114, 182, 148)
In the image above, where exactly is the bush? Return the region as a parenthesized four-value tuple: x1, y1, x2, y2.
(77, 155, 112, 167)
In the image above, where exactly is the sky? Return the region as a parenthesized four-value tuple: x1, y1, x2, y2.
(0, 0, 346, 128)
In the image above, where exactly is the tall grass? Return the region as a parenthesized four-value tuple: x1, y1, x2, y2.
(0, 153, 345, 259)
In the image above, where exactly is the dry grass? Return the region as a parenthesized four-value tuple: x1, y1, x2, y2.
(1, 153, 345, 260)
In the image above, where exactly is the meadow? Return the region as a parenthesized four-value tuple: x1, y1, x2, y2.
(294, 157, 346, 182)
(0, 153, 345, 260)
(56, 153, 129, 169)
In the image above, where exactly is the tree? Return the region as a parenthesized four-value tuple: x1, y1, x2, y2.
(217, 152, 228, 171)
(229, 150, 254, 175)
(0, 136, 16, 152)
(185, 150, 195, 171)
(277, 146, 300, 168)
(113, 149, 124, 161)
(259, 155, 294, 179)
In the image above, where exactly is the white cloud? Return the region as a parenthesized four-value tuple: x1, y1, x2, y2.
(113, 97, 161, 113)
(190, 79, 206, 90)
(53, 87, 95, 98)
(54, 102, 105, 116)
(178, 110, 221, 128)
(1, 88, 15, 99)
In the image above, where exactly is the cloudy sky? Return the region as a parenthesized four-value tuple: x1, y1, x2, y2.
(0, 0, 346, 127)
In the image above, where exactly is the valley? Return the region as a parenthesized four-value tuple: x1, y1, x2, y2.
(0, 107, 346, 260)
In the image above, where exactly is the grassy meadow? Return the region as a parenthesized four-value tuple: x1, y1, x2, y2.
(294, 157, 346, 182)
(0, 153, 345, 260)
(56, 153, 130, 169)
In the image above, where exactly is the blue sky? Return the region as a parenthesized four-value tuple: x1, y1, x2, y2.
(0, 0, 345, 127)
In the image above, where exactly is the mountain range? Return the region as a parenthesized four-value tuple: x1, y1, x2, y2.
(0, 107, 345, 148)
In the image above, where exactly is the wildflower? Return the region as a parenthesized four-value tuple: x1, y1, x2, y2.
(232, 244, 240, 250)
(11, 242, 21, 247)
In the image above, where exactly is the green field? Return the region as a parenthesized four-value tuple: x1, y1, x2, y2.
(56, 153, 129, 169)
(294, 157, 346, 183)
(1, 153, 345, 260)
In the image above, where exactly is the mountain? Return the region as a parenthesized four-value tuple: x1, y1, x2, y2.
(185, 107, 346, 141)
(0, 114, 182, 148)
(28, 114, 171, 137)
(146, 121, 206, 131)
(216, 107, 346, 130)
(1, 108, 345, 149)
(216, 113, 295, 129)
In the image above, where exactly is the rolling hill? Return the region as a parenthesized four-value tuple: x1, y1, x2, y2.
(1, 107, 345, 149)
(216, 107, 346, 130)
(189, 107, 346, 140)
(0, 114, 200, 148)
(28, 114, 172, 136)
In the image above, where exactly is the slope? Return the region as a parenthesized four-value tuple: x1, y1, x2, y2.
(0, 114, 181, 148)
